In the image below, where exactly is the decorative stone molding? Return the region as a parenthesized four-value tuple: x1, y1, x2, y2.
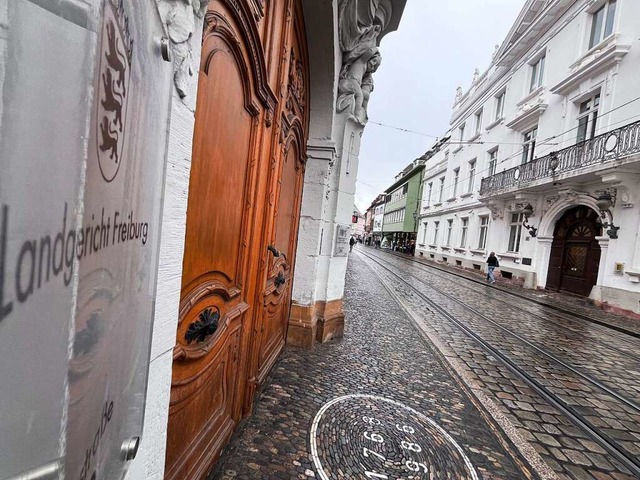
(454, 86, 463, 104)
(337, 0, 393, 125)
(506, 91, 548, 131)
(538, 192, 601, 237)
(487, 202, 503, 220)
(551, 34, 630, 96)
(155, 0, 209, 99)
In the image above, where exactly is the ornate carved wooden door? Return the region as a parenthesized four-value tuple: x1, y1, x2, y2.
(164, 2, 278, 479)
(546, 206, 601, 296)
(165, 1, 309, 478)
(253, 3, 309, 388)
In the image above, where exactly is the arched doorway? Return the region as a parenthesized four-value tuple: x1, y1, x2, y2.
(546, 206, 602, 296)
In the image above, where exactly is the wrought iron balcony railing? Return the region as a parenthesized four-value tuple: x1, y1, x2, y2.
(479, 119, 640, 197)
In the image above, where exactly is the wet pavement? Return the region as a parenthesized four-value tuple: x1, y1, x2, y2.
(357, 248, 640, 480)
(406, 250, 640, 337)
(209, 252, 533, 480)
(209, 248, 640, 480)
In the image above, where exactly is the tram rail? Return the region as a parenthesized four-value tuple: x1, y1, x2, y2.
(367, 248, 640, 363)
(358, 249, 640, 478)
(379, 247, 640, 340)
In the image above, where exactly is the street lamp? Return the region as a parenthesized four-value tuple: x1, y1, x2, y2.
(595, 193, 619, 239)
(521, 203, 538, 237)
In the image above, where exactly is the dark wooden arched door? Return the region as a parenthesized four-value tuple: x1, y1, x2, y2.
(546, 206, 601, 296)
(165, 1, 309, 479)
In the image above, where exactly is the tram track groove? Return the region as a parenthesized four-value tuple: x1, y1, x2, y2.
(362, 251, 640, 411)
(357, 250, 640, 478)
(365, 250, 640, 398)
(377, 248, 640, 361)
(381, 248, 640, 340)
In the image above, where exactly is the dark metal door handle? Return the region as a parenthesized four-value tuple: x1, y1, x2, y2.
(267, 245, 280, 257)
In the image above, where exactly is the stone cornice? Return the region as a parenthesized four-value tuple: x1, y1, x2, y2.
(451, 0, 577, 125)
(306, 140, 336, 162)
(496, 0, 574, 69)
(506, 97, 548, 132)
(551, 35, 631, 96)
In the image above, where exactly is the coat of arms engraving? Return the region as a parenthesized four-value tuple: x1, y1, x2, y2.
(96, 0, 132, 183)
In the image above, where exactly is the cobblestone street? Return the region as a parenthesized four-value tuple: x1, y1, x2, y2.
(210, 252, 538, 480)
(210, 248, 640, 480)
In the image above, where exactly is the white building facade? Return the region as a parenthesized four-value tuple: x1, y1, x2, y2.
(417, 0, 640, 316)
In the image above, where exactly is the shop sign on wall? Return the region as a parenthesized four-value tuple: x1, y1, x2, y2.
(0, 0, 172, 478)
(334, 224, 351, 257)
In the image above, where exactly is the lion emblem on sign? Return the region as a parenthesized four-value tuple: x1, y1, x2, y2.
(96, 0, 132, 183)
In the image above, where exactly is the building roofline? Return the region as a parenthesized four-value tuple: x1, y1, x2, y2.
(384, 164, 425, 193)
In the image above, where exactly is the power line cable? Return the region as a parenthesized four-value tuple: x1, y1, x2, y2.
(361, 95, 640, 208)
(422, 97, 640, 195)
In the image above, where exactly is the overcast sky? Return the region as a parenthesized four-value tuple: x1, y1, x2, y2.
(355, 0, 527, 212)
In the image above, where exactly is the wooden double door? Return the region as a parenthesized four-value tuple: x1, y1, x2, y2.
(164, 1, 309, 479)
(546, 206, 601, 297)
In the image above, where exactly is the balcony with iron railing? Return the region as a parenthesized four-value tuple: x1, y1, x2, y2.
(479, 119, 640, 198)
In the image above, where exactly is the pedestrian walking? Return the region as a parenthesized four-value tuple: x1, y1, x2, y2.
(486, 252, 499, 284)
(349, 236, 355, 252)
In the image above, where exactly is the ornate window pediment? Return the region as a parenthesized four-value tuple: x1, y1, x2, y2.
(551, 34, 630, 96)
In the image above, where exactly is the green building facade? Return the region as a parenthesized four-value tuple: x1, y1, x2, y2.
(381, 159, 425, 251)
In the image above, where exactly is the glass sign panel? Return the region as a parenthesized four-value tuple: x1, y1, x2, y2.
(0, 1, 172, 479)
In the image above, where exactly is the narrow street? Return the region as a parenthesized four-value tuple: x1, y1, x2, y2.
(209, 248, 639, 480)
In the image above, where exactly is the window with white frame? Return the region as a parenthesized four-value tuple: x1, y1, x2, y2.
(460, 218, 469, 248)
(389, 184, 408, 203)
(458, 123, 465, 143)
(474, 109, 483, 136)
(495, 91, 505, 120)
(488, 149, 498, 177)
(422, 222, 428, 244)
(529, 54, 545, 92)
(467, 159, 476, 193)
(589, 0, 617, 49)
(426, 182, 433, 206)
(508, 213, 523, 253)
(577, 92, 600, 143)
(433, 221, 440, 244)
(453, 168, 460, 197)
(478, 216, 489, 249)
(438, 177, 445, 202)
(521, 127, 537, 164)
(446, 219, 453, 245)
(385, 209, 405, 224)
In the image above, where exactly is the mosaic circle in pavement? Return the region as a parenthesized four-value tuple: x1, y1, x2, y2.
(310, 395, 478, 480)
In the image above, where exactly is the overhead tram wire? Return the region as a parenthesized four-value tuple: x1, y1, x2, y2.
(426, 99, 640, 194)
(368, 121, 546, 146)
(365, 94, 640, 199)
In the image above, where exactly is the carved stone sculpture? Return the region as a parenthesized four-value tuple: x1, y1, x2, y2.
(337, 0, 391, 125)
(455, 86, 463, 104)
(156, 0, 209, 99)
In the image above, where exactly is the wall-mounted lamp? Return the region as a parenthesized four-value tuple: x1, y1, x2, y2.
(595, 192, 619, 239)
(522, 203, 538, 237)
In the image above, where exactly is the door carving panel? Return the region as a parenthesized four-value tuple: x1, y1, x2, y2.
(254, 6, 309, 385)
(165, 1, 278, 478)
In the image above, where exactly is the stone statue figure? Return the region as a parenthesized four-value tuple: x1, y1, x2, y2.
(338, 46, 382, 124)
(455, 86, 463, 103)
(361, 52, 381, 117)
(337, 0, 391, 125)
